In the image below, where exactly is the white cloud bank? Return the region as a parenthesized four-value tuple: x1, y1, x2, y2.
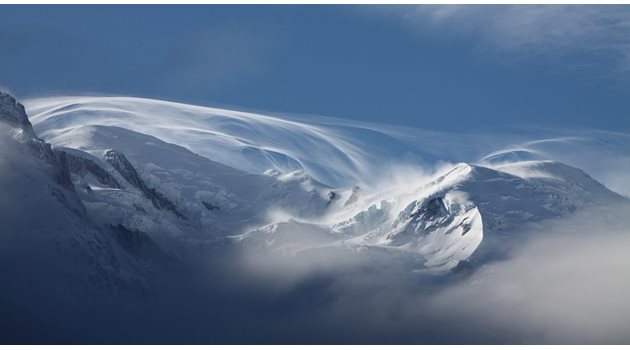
(428, 203, 630, 344)
(225, 203, 630, 344)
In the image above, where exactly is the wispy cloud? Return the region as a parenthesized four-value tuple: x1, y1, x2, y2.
(390, 5, 630, 76)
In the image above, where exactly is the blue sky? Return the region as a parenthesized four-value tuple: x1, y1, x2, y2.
(1, 5, 630, 132)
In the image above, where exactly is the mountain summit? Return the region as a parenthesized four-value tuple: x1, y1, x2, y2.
(1, 91, 628, 343)
(0, 92, 620, 274)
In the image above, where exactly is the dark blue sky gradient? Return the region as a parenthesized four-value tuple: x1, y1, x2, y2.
(0, 5, 628, 131)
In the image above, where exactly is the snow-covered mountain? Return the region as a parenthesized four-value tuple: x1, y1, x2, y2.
(2, 93, 620, 279)
(26, 95, 630, 194)
(237, 160, 624, 271)
(0, 92, 179, 301)
(2, 91, 630, 345)
(27, 95, 440, 189)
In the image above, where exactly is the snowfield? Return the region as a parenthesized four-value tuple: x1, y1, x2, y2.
(27, 95, 442, 189)
(8, 94, 623, 274)
(26, 95, 630, 195)
(2, 91, 630, 343)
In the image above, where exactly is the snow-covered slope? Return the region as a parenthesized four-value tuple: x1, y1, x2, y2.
(0, 92, 178, 301)
(237, 160, 624, 270)
(479, 133, 630, 197)
(26, 96, 441, 188)
(26, 96, 630, 196)
(5, 93, 625, 274)
(29, 122, 339, 240)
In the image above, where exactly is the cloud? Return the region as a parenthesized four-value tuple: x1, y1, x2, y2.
(5, 90, 630, 343)
(390, 5, 630, 76)
(224, 203, 630, 344)
(3, 113, 630, 343)
(427, 203, 630, 344)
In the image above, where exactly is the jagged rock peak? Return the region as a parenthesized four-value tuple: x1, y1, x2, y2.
(0, 91, 34, 133)
(104, 148, 186, 219)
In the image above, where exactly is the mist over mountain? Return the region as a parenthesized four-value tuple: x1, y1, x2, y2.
(1, 91, 629, 344)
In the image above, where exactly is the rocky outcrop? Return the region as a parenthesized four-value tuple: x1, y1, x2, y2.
(0, 91, 83, 214)
(104, 149, 186, 219)
(0, 92, 56, 163)
(0, 91, 35, 136)
(344, 185, 361, 206)
(202, 201, 220, 211)
(109, 224, 174, 265)
(410, 196, 451, 225)
(61, 151, 122, 189)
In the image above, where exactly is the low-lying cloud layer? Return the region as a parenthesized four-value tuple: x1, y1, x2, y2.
(206, 203, 629, 344)
(2, 109, 630, 343)
(8, 202, 622, 344)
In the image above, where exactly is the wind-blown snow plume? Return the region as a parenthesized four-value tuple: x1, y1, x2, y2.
(25, 95, 630, 196)
(24, 95, 496, 188)
(0, 92, 628, 344)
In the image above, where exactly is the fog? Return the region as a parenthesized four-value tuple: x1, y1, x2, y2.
(16, 202, 622, 344)
(201, 202, 630, 344)
(426, 203, 630, 344)
(2, 121, 630, 344)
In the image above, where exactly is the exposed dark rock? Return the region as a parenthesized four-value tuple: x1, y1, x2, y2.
(1, 91, 87, 218)
(202, 201, 220, 211)
(133, 204, 147, 213)
(326, 190, 338, 207)
(461, 221, 472, 236)
(344, 185, 361, 206)
(412, 196, 449, 222)
(0, 91, 34, 135)
(60, 150, 122, 189)
(109, 224, 174, 264)
(104, 149, 186, 219)
(56, 151, 76, 190)
(28, 138, 57, 165)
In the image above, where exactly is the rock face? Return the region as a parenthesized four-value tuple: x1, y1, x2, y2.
(0, 92, 52, 160)
(55, 151, 76, 191)
(63, 150, 122, 189)
(0, 91, 169, 302)
(0, 92, 34, 135)
(104, 149, 186, 219)
(0, 91, 82, 213)
(344, 185, 361, 206)
(109, 224, 175, 266)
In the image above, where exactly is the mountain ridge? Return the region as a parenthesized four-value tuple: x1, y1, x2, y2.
(2, 91, 627, 279)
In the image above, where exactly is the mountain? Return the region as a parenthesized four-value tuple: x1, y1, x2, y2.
(0, 92, 179, 303)
(2, 91, 629, 343)
(0, 90, 625, 288)
(7, 92, 622, 275)
(238, 160, 625, 271)
(26, 95, 514, 189)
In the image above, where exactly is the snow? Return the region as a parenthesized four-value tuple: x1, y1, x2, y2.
(237, 159, 623, 270)
(26, 95, 441, 188)
(12, 94, 629, 273)
(0, 120, 162, 299)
